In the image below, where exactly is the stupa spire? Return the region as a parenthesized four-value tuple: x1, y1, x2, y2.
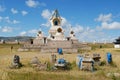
(50, 9, 61, 20)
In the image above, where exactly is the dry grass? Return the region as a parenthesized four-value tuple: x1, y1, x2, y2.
(0, 44, 120, 80)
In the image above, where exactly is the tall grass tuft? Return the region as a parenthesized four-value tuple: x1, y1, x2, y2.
(70, 60, 78, 70)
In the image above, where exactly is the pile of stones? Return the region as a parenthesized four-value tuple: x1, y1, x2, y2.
(30, 57, 48, 71)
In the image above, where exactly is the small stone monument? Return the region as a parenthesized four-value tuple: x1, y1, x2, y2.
(50, 54, 56, 63)
(106, 52, 112, 65)
(10, 55, 22, 69)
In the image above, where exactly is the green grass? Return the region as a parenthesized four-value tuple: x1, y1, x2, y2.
(114, 50, 120, 52)
(0, 44, 22, 54)
(88, 43, 114, 50)
(77, 48, 91, 53)
(0, 43, 22, 48)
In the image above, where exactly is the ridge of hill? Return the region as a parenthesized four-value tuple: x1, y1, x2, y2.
(0, 36, 35, 42)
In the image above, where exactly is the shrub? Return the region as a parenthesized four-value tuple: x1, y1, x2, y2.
(100, 60, 106, 66)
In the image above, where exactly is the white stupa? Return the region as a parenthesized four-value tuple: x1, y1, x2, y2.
(36, 31, 43, 39)
(49, 9, 65, 40)
(28, 9, 88, 53)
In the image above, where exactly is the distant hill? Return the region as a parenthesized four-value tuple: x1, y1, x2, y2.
(0, 36, 35, 42)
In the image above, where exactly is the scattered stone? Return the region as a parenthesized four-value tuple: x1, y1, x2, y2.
(106, 72, 120, 77)
(35, 62, 48, 71)
(114, 73, 120, 77)
(30, 57, 41, 67)
(30, 57, 48, 70)
(18, 48, 29, 52)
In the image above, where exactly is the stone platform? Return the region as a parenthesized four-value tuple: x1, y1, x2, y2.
(19, 40, 91, 53)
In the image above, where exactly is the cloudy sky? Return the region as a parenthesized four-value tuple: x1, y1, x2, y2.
(0, 0, 120, 42)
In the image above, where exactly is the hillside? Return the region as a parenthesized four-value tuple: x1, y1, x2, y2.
(0, 36, 35, 42)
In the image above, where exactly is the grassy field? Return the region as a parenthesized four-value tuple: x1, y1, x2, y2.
(0, 43, 120, 80)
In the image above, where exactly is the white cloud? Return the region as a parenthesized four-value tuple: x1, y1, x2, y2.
(61, 17, 71, 28)
(72, 24, 84, 33)
(26, 0, 39, 8)
(101, 22, 120, 30)
(1, 26, 13, 32)
(41, 22, 51, 27)
(4, 16, 11, 23)
(13, 20, 20, 24)
(21, 10, 28, 16)
(40, 9, 52, 27)
(3, 16, 20, 24)
(28, 29, 38, 34)
(86, 13, 120, 42)
(41, 9, 51, 19)
(11, 8, 18, 14)
(59, 17, 72, 36)
(95, 13, 120, 30)
(0, 5, 5, 12)
(95, 13, 112, 22)
(19, 31, 27, 36)
(74, 26, 107, 42)
(19, 29, 38, 36)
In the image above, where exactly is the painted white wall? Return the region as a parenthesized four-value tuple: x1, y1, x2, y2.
(114, 44, 120, 48)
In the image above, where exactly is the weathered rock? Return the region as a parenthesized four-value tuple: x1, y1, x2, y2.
(106, 72, 120, 77)
(50, 54, 56, 63)
(36, 63, 48, 71)
(9, 55, 22, 69)
(18, 48, 29, 51)
(30, 57, 41, 67)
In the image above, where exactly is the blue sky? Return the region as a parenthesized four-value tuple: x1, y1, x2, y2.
(0, 0, 120, 42)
